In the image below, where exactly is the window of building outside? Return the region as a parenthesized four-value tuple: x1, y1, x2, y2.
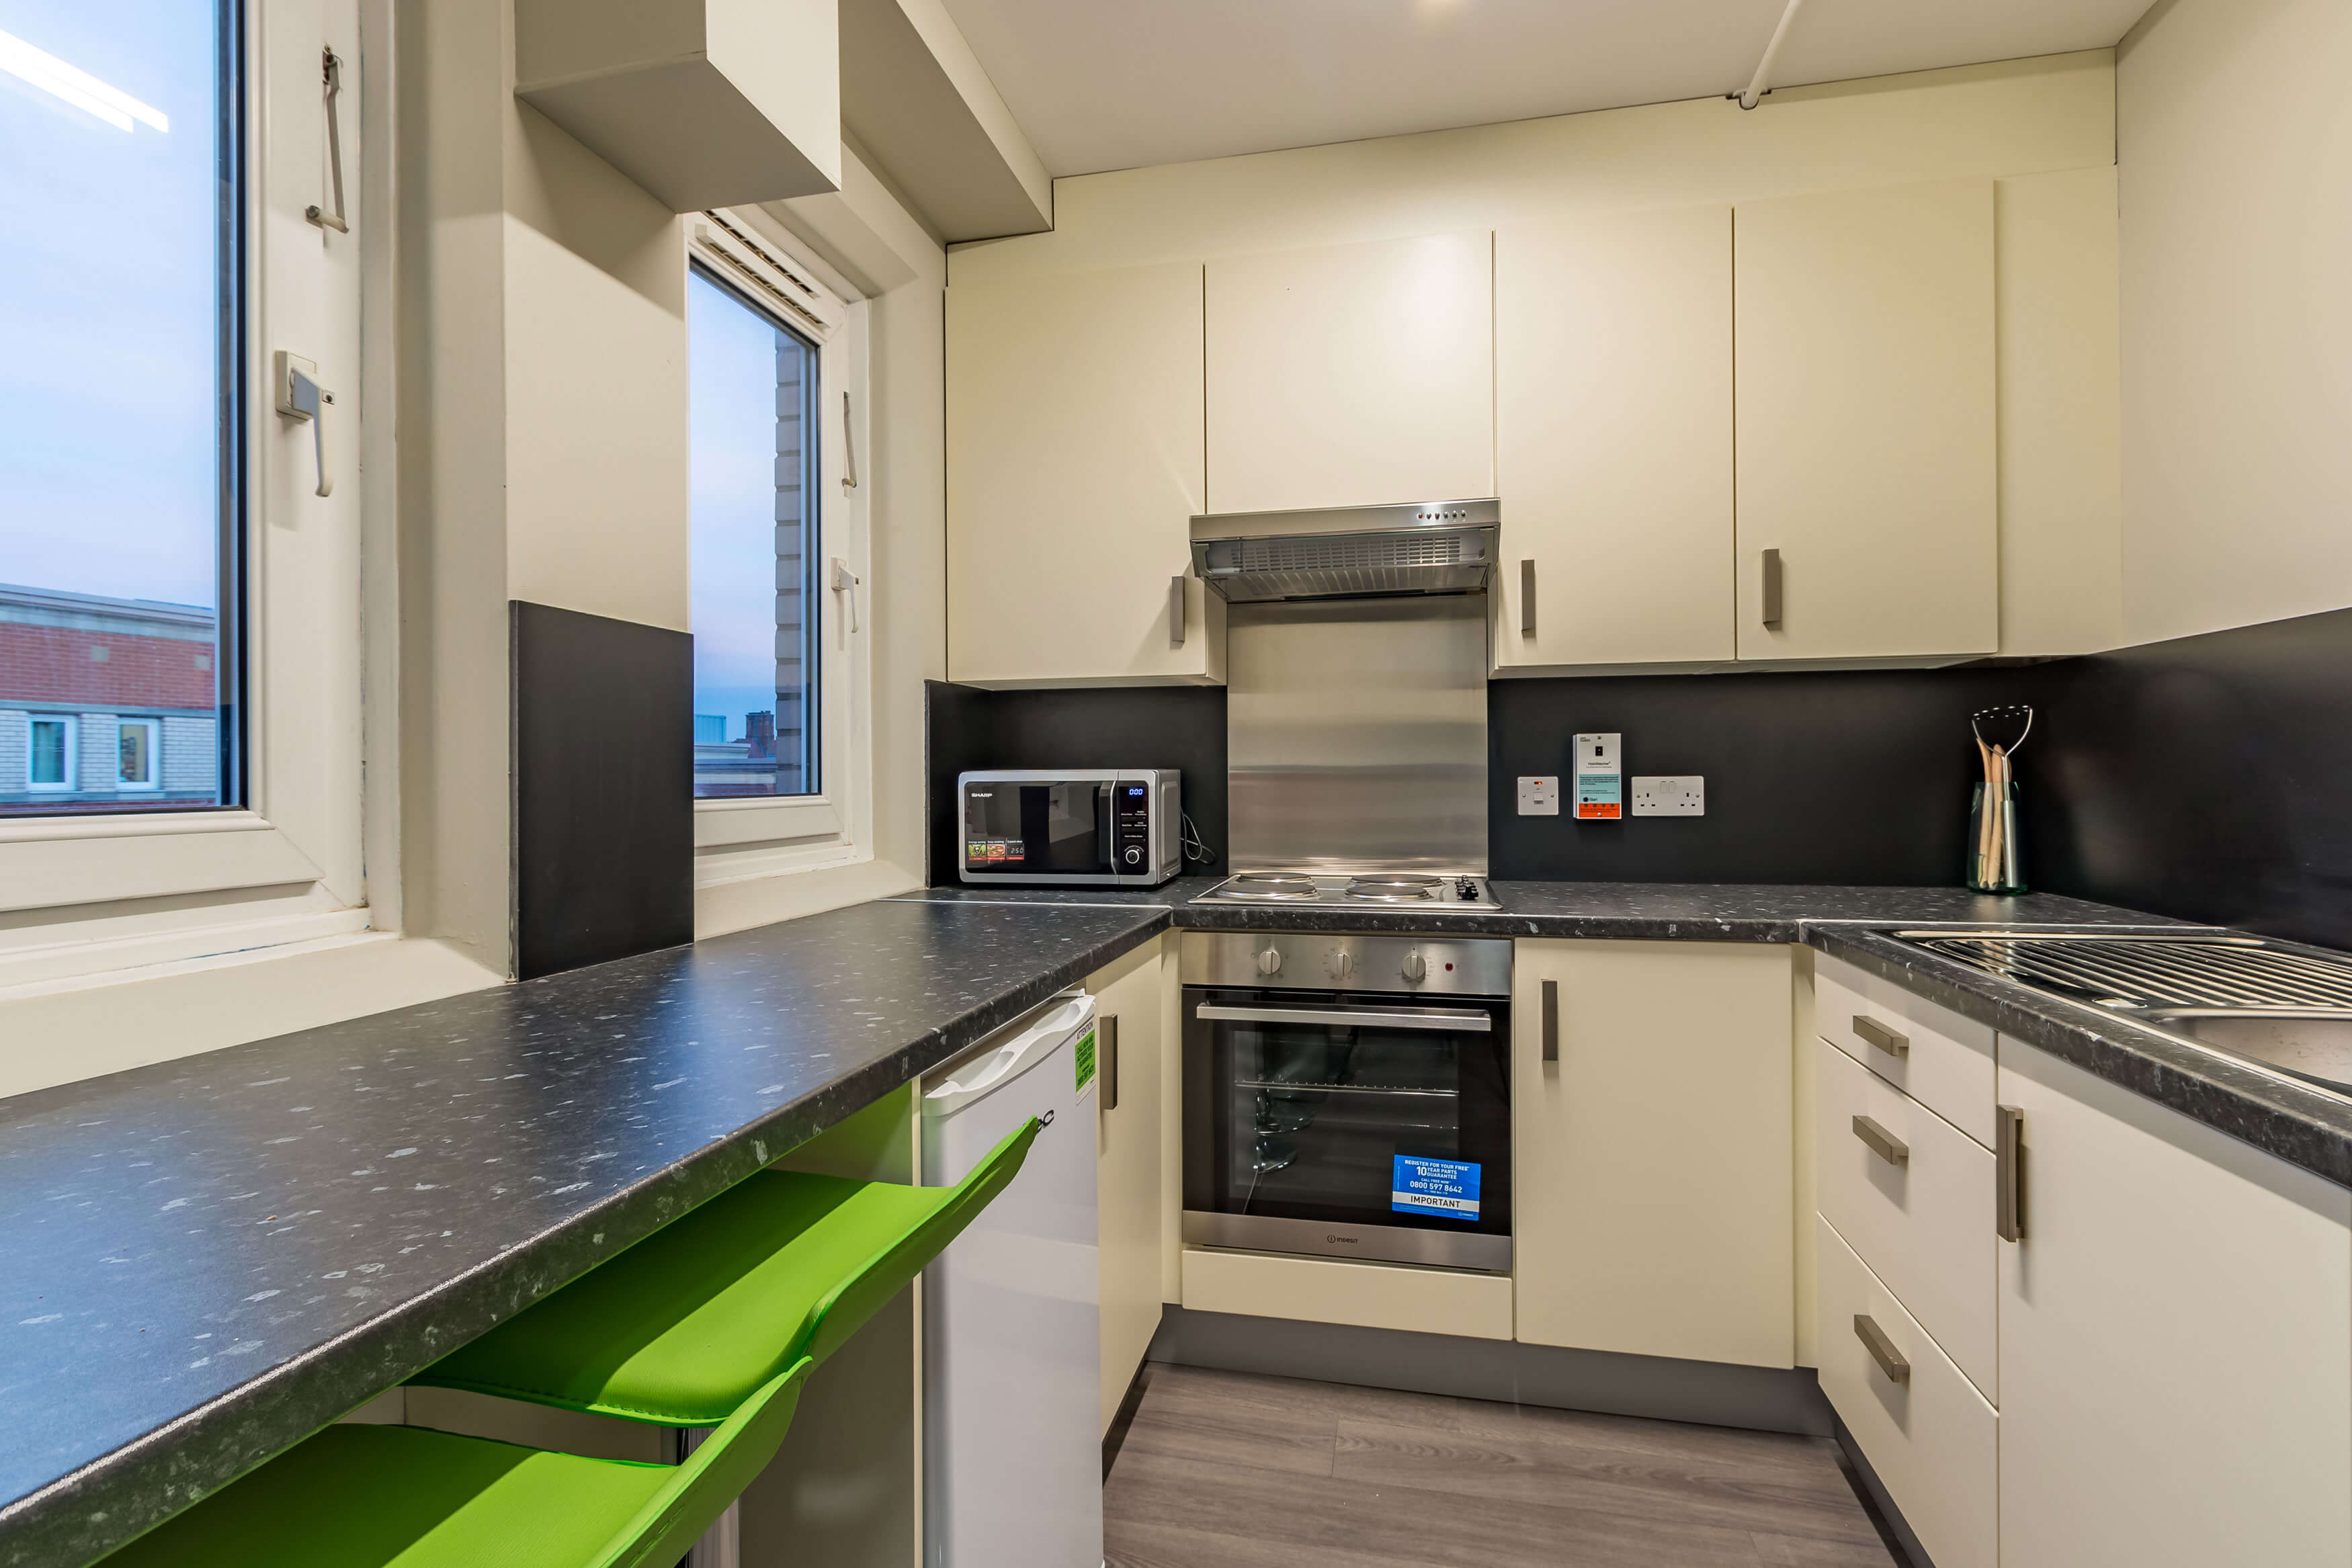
(689, 263, 820, 801)
(0, 3, 236, 817)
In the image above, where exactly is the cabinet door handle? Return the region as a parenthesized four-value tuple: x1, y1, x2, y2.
(1519, 559, 1537, 637)
(1169, 576, 1186, 647)
(1852, 1014, 1909, 1058)
(1541, 979, 1559, 1064)
(1853, 1314, 1911, 1385)
(1100, 1014, 1119, 1112)
(1761, 548, 1783, 629)
(1851, 1115, 1909, 1167)
(1996, 1104, 2025, 1242)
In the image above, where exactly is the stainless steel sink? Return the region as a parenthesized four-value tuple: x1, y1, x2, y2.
(1895, 930, 2352, 1096)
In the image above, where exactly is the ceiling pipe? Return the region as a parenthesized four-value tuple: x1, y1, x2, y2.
(1737, 0, 1806, 110)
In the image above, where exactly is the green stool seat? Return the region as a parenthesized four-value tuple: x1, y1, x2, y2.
(101, 1358, 812, 1568)
(414, 1118, 1040, 1426)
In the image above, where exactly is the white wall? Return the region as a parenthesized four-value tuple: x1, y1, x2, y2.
(954, 51, 2126, 659)
(2115, 0, 2352, 644)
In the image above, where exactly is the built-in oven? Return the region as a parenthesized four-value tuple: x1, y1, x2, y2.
(1182, 930, 1511, 1272)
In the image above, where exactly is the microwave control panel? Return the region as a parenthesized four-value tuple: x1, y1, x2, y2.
(1112, 781, 1153, 870)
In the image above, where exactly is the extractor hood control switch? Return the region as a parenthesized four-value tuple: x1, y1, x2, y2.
(1257, 947, 1283, 976)
(1401, 951, 1427, 982)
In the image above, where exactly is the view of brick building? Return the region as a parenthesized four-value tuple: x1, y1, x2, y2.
(0, 582, 221, 812)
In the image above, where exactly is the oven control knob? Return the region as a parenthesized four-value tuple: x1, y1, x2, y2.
(1256, 947, 1284, 976)
(1401, 950, 1427, 982)
(1327, 950, 1354, 980)
(1122, 846, 1144, 867)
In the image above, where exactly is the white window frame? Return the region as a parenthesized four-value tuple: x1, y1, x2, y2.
(0, 0, 373, 973)
(25, 715, 77, 793)
(687, 210, 873, 885)
(115, 717, 163, 791)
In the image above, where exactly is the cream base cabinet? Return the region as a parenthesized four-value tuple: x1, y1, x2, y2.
(1090, 937, 1167, 1432)
(947, 263, 1220, 687)
(1997, 1038, 2352, 1567)
(1513, 941, 1794, 1366)
(1204, 231, 1493, 515)
(1493, 206, 1734, 670)
(1734, 179, 1998, 662)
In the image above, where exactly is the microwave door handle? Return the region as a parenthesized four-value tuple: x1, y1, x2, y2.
(1097, 783, 1117, 875)
(1194, 1004, 1495, 1034)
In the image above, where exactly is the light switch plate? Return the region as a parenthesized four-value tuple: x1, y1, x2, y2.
(1632, 776, 1704, 816)
(1517, 776, 1559, 816)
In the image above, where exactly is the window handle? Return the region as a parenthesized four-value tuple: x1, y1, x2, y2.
(840, 392, 857, 491)
(275, 351, 334, 497)
(830, 557, 859, 634)
(305, 47, 349, 234)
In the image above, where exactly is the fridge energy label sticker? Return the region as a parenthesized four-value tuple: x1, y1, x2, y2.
(1392, 1155, 1480, 1220)
(1073, 1025, 1096, 1094)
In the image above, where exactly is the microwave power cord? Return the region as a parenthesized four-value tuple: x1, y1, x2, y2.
(1181, 812, 1217, 868)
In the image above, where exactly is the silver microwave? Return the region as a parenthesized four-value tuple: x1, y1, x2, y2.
(957, 769, 1182, 887)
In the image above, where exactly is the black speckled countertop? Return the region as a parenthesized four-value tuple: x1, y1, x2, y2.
(895, 877, 2181, 941)
(0, 898, 1168, 1568)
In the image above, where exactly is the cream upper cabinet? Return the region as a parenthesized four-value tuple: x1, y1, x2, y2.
(1494, 206, 1734, 670)
(947, 262, 1220, 687)
(1204, 232, 1493, 515)
(1995, 1037, 2352, 1567)
(1734, 179, 1998, 661)
(1091, 938, 1166, 1433)
(1513, 940, 1794, 1367)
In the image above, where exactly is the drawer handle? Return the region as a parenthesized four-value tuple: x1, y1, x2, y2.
(1854, 1314, 1911, 1386)
(1851, 1115, 1909, 1167)
(1853, 1014, 1910, 1058)
(1996, 1104, 2025, 1243)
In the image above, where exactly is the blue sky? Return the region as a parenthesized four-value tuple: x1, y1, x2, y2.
(688, 268, 796, 742)
(0, 3, 222, 611)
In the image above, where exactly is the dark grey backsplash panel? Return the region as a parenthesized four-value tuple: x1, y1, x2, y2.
(511, 601, 694, 979)
(924, 681, 1226, 885)
(2028, 607, 2352, 951)
(1490, 665, 2039, 887)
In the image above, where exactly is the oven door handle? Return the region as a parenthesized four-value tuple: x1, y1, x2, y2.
(1194, 1004, 1493, 1033)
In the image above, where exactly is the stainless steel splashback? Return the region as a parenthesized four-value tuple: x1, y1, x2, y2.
(1226, 595, 1488, 871)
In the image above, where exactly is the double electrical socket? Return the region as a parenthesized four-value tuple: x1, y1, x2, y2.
(1631, 776, 1706, 816)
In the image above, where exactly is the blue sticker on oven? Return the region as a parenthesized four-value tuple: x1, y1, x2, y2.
(1392, 1155, 1480, 1220)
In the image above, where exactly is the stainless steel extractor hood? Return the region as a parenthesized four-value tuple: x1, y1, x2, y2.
(1189, 499, 1499, 603)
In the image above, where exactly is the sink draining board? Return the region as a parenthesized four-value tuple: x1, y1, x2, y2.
(1895, 931, 2352, 1020)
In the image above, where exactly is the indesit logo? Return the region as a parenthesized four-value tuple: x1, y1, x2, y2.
(1326, 1233, 1359, 1245)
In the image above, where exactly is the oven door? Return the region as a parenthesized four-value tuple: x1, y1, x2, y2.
(960, 778, 1114, 882)
(1183, 986, 1511, 1271)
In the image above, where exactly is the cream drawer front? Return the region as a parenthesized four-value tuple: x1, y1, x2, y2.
(1813, 1037, 1997, 1401)
(1816, 1216, 1998, 1568)
(1816, 954, 1996, 1147)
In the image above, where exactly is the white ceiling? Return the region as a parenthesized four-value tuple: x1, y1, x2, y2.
(934, 0, 2156, 178)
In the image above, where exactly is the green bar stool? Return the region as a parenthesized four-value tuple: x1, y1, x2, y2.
(99, 1358, 813, 1568)
(409, 1117, 1041, 1426)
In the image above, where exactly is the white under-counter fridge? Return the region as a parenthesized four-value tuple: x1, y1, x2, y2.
(921, 990, 1103, 1567)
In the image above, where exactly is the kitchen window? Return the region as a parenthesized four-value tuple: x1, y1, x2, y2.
(689, 261, 821, 801)
(0, 0, 373, 984)
(687, 213, 869, 874)
(0, 4, 235, 818)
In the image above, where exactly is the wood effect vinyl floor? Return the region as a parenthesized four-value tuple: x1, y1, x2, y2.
(1103, 1364, 1903, 1568)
